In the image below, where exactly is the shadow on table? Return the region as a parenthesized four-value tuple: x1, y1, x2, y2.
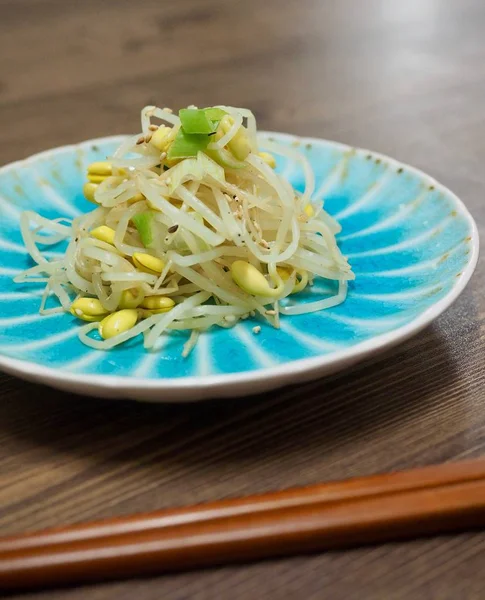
(0, 324, 465, 486)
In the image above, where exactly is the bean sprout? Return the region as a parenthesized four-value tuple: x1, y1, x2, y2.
(15, 104, 353, 355)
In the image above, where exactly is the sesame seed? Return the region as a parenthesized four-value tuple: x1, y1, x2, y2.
(252, 326, 261, 334)
(265, 309, 276, 315)
(167, 224, 179, 234)
(148, 124, 158, 131)
(160, 152, 167, 160)
(75, 308, 83, 316)
(162, 107, 173, 113)
(145, 133, 153, 143)
(165, 177, 172, 185)
(136, 136, 145, 145)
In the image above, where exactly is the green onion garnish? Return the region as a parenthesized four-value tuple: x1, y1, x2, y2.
(167, 128, 211, 159)
(203, 107, 226, 123)
(132, 211, 155, 247)
(179, 108, 216, 134)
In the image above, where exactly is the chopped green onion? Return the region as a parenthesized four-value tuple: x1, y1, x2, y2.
(197, 151, 225, 185)
(166, 153, 226, 194)
(205, 146, 246, 169)
(132, 211, 155, 248)
(203, 107, 226, 123)
(166, 158, 200, 194)
(179, 109, 216, 134)
(167, 129, 211, 159)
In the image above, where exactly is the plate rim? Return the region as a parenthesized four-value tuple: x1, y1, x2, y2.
(0, 133, 479, 398)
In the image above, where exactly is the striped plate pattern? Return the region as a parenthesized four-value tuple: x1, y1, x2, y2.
(0, 134, 478, 401)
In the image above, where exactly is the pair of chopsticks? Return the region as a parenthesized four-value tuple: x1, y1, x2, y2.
(2, 459, 485, 590)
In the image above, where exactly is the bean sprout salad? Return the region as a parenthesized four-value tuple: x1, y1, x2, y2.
(15, 105, 354, 357)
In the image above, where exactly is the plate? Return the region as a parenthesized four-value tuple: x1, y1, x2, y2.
(0, 134, 478, 401)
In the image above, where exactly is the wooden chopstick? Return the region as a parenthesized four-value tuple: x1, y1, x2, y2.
(2, 458, 485, 553)
(1, 459, 485, 590)
(0, 459, 485, 556)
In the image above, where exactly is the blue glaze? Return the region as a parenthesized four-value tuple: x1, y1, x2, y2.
(0, 134, 475, 380)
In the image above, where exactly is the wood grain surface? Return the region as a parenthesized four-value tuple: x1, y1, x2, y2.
(0, 0, 484, 598)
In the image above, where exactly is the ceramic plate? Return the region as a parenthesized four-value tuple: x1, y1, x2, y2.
(0, 134, 478, 401)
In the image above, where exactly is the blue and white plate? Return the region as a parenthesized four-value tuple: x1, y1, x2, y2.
(0, 134, 478, 401)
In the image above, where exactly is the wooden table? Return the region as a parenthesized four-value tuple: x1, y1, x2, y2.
(1, 0, 484, 598)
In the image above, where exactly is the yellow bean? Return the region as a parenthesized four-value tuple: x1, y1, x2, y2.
(149, 125, 172, 151)
(70, 297, 108, 322)
(258, 152, 276, 169)
(304, 204, 314, 218)
(127, 192, 145, 205)
(276, 266, 291, 282)
(99, 309, 138, 339)
(132, 252, 165, 275)
(87, 174, 107, 184)
(293, 270, 309, 293)
(86, 162, 126, 185)
(83, 182, 99, 204)
(119, 288, 144, 309)
(276, 266, 308, 294)
(90, 226, 116, 245)
(220, 115, 251, 161)
(87, 161, 112, 176)
(231, 260, 279, 297)
(141, 295, 175, 313)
